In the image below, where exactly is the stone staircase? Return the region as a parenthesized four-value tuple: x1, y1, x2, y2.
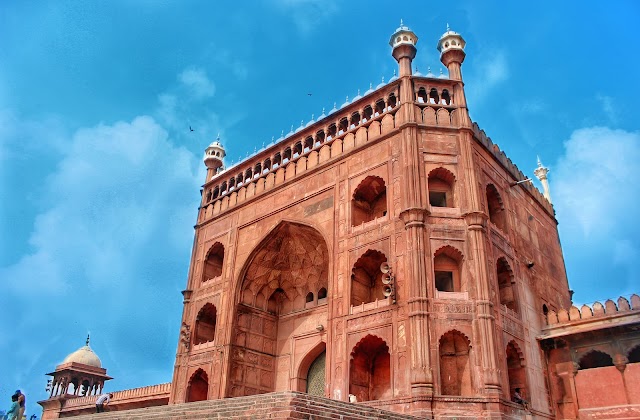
(67, 391, 422, 420)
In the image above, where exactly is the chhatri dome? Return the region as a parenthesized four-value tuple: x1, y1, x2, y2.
(61, 335, 102, 368)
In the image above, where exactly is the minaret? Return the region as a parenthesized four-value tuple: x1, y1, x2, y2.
(203, 135, 226, 182)
(534, 157, 552, 203)
(389, 20, 418, 77)
(437, 24, 466, 81)
(437, 25, 470, 127)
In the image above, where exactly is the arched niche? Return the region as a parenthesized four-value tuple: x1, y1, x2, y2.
(186, 369, 208, 402)
(350, 249, 387, 306)
(349, 335, 391, 402)
(352, 176, 387, 226)
(203, 242, 224, 283)
(439, 330, 472, 396)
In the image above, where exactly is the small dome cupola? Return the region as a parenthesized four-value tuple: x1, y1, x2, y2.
(389, 19, 418, 50)
(437, 24, 466, 56)
(62, 335, 102, 368)
(389, 20, 418, 77)
(438, 24, 467, 81)
(204, 134, 226, 180)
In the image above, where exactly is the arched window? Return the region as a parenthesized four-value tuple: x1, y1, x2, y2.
(363, 105, 373, 121)
(428, 167, 455, 208)
(245, 168, 253, 180)
(194, 304, 217, 345)
(293, 142, 302, 156)
(352, 176, 387, 226)
(429, 88, 439, 105)
(315, 130, 325, 144)
(579, 350, 614, 369)
(350, 112, 360, 128)
(417, 87, 428, 103)
(273, 153, 282, 167)
(228, 177, 235, 190)
(318, 287, 327, 300)
(339, 117, 348, 134)
(506, 341, 526, 399)
(349, 335, 391, 402)
(433, 246, 463, 293)
(439, 330, 471, 396)
(375, 99, 385, 115)
(283, 147, 292, 161)
(254, 162, 262, 176)
(351, 250, 387, 306)
(327, 124, 337, 139)
(441, 89, 452, 105)
(186, 369, 208, 402)
(304, 136, 313, 152)
(203, 243, 224, 282)
(236, 173, 244, 185)
(497, 257, 516, 311)
(387, 93, 397, 109)
(212, 186, 220, 200)
(263, 158, 271, 172)
(305, 292, 314, 303)
(486, 184, 507, 231)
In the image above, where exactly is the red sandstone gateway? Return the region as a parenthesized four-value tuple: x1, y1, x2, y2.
(39, 23, 640, 420)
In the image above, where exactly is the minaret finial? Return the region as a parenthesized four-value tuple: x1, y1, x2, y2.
(400, 19, 403, 26)
(86, 334, 90, 346)
(447, 23, 450, 31)
(216, 132, 220, 140)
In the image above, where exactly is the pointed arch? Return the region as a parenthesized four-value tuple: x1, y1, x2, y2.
(349, 335, 391, 402)
(486, 184, 507, 231)
(194, 303, 217, 345)
(203, 242, 224, 283)
(506, 341, 526, 399)
(497, 257, 517, 311)
(579, 350, 614, 369)
(352, 176, 387, 226)
(350, 249, 388, 306)
(438, 330, 472, 396)
(296, 341, 327, 395)
(186, 369, 208, 402)
(428, 167, 456, 208)
(433, 245, 464, 293)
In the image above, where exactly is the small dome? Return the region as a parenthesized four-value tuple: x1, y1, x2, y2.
(62, 338, 102, 368)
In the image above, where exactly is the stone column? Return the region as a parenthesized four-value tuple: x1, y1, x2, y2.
(464, 211, 502, 393)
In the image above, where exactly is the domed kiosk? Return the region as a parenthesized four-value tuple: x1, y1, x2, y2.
(46, 335, 112, 399)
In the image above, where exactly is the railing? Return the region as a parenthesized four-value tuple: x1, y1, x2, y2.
(546, 294, 640, 325)
(350, 298, 391, 314)
(199, 83, 403, 223)
(62, 383, 171, 409)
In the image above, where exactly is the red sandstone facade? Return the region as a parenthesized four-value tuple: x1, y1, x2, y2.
(170, 24, 571, 419)
(38, 24, 640, 420)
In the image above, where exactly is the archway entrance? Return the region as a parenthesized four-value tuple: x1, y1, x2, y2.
(306, 351, 326, 396)
(187, 369, 208, 402)
(349, 335, 391, 402)
(229, 221, 329, 397)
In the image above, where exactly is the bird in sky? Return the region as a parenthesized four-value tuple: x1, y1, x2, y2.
(189, 126, 194, 132)
(307, 93, 312, 96)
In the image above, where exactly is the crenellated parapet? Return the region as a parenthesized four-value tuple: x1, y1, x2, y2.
(471, 122, 554, 216)
(546, 294, 640, 326)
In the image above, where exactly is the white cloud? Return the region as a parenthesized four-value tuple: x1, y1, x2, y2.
(466, 50, 509, 104)
(1, 115, 201, 295)
(274, 0, 338, 34)
(553, 126, 640, 301)
(178, 68, 216, 99)
(596, 94, 618, 125)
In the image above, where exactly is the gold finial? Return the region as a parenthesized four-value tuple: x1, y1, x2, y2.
(86, 334, 90, 346)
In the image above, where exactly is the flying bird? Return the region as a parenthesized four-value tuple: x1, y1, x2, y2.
(189, 126, 194, 132)
(307, 93, 312, 96)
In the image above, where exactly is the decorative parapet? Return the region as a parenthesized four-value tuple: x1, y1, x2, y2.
(61, 383, 171, 410)
(471, 123, 554, 217)
(198, 82, 401, 224)
(546, 295, 640, 326)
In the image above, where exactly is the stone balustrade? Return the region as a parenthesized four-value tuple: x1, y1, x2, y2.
(546, 294, 640, 325)
(62, 383, 171, 409)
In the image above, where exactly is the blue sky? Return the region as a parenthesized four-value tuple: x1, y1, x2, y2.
(1, 0, 639, 416)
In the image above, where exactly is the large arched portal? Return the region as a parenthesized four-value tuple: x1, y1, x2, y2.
(229, 221, 329, 397)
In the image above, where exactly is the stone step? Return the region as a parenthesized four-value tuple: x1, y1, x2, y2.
(66, 391, 421, 420)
